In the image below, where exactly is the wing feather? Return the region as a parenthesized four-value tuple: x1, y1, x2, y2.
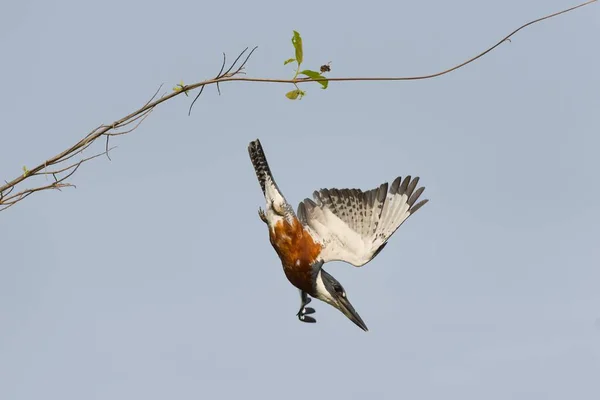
(300, 176, 428, 267)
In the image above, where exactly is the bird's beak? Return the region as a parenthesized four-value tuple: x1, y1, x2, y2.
(336, 296, 368, 332)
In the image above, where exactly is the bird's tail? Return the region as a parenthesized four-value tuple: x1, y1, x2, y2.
(248, 139, 275, 195)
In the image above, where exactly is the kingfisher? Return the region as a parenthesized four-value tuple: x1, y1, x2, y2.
(248, 139, 428, 331)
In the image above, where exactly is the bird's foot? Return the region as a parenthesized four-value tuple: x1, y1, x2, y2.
(297, 292, 316, 323)
(258, 207, 267, 224)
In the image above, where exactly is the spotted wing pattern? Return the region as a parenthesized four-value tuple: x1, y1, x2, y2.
(297, 176, 428, 267)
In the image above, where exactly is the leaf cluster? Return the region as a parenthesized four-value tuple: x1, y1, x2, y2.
(284, 31, 329, 100)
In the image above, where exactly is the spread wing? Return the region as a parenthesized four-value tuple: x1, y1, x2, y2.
(297, 176, 428, 267)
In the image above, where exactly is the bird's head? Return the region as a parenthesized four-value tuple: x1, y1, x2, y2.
(314, 269, 368, 332)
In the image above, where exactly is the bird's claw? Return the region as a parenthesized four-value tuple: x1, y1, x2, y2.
(298, 306, 316, 323)
(299, 314, 316, 323)
(258, 207, 267, 224)
(297, 293, 316, 323)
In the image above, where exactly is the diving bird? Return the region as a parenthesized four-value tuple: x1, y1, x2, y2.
(248, 139, 428, 331)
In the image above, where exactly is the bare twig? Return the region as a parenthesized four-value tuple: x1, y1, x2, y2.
(0, 0, 595, 212)
(0, 147, 114, 211)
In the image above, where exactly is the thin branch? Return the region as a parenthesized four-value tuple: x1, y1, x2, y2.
(1, 147, 115, 210)
(217, 52, 227, 78)
(105, 135, 112, 161)
(141, 83, 164, 109)
(109, 107, 153, 130)
(57, 140, 95, 164)
(105, 109, 153, 136)
(222, 47, 249, 77)
(236, 46, 259, 75)
(216, 52, 227, 96)
(192, 0, 597, 90)
(0, 0, 595, 212)
(188, 84, 206, 116)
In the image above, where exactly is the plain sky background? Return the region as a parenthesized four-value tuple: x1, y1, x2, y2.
(1, 0, 599, 399)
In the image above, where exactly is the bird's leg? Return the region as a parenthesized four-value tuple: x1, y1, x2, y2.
(297, 290, 316, 323)
(258, 207, 268, 224)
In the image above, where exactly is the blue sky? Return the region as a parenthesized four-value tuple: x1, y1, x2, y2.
(1, 0, 599, 399)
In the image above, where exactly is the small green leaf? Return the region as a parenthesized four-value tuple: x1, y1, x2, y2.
(285, 89, 301, 100)
(22, 166, 30, 177)
(173, 80, 190, 96)
(292, 31, 303, 65)
(173, 80, 185, 92)
(300, 70, 328, 89)
(284, 58, 296, 65)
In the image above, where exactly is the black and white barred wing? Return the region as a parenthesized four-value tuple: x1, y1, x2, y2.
(297, 176, 428, 267)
